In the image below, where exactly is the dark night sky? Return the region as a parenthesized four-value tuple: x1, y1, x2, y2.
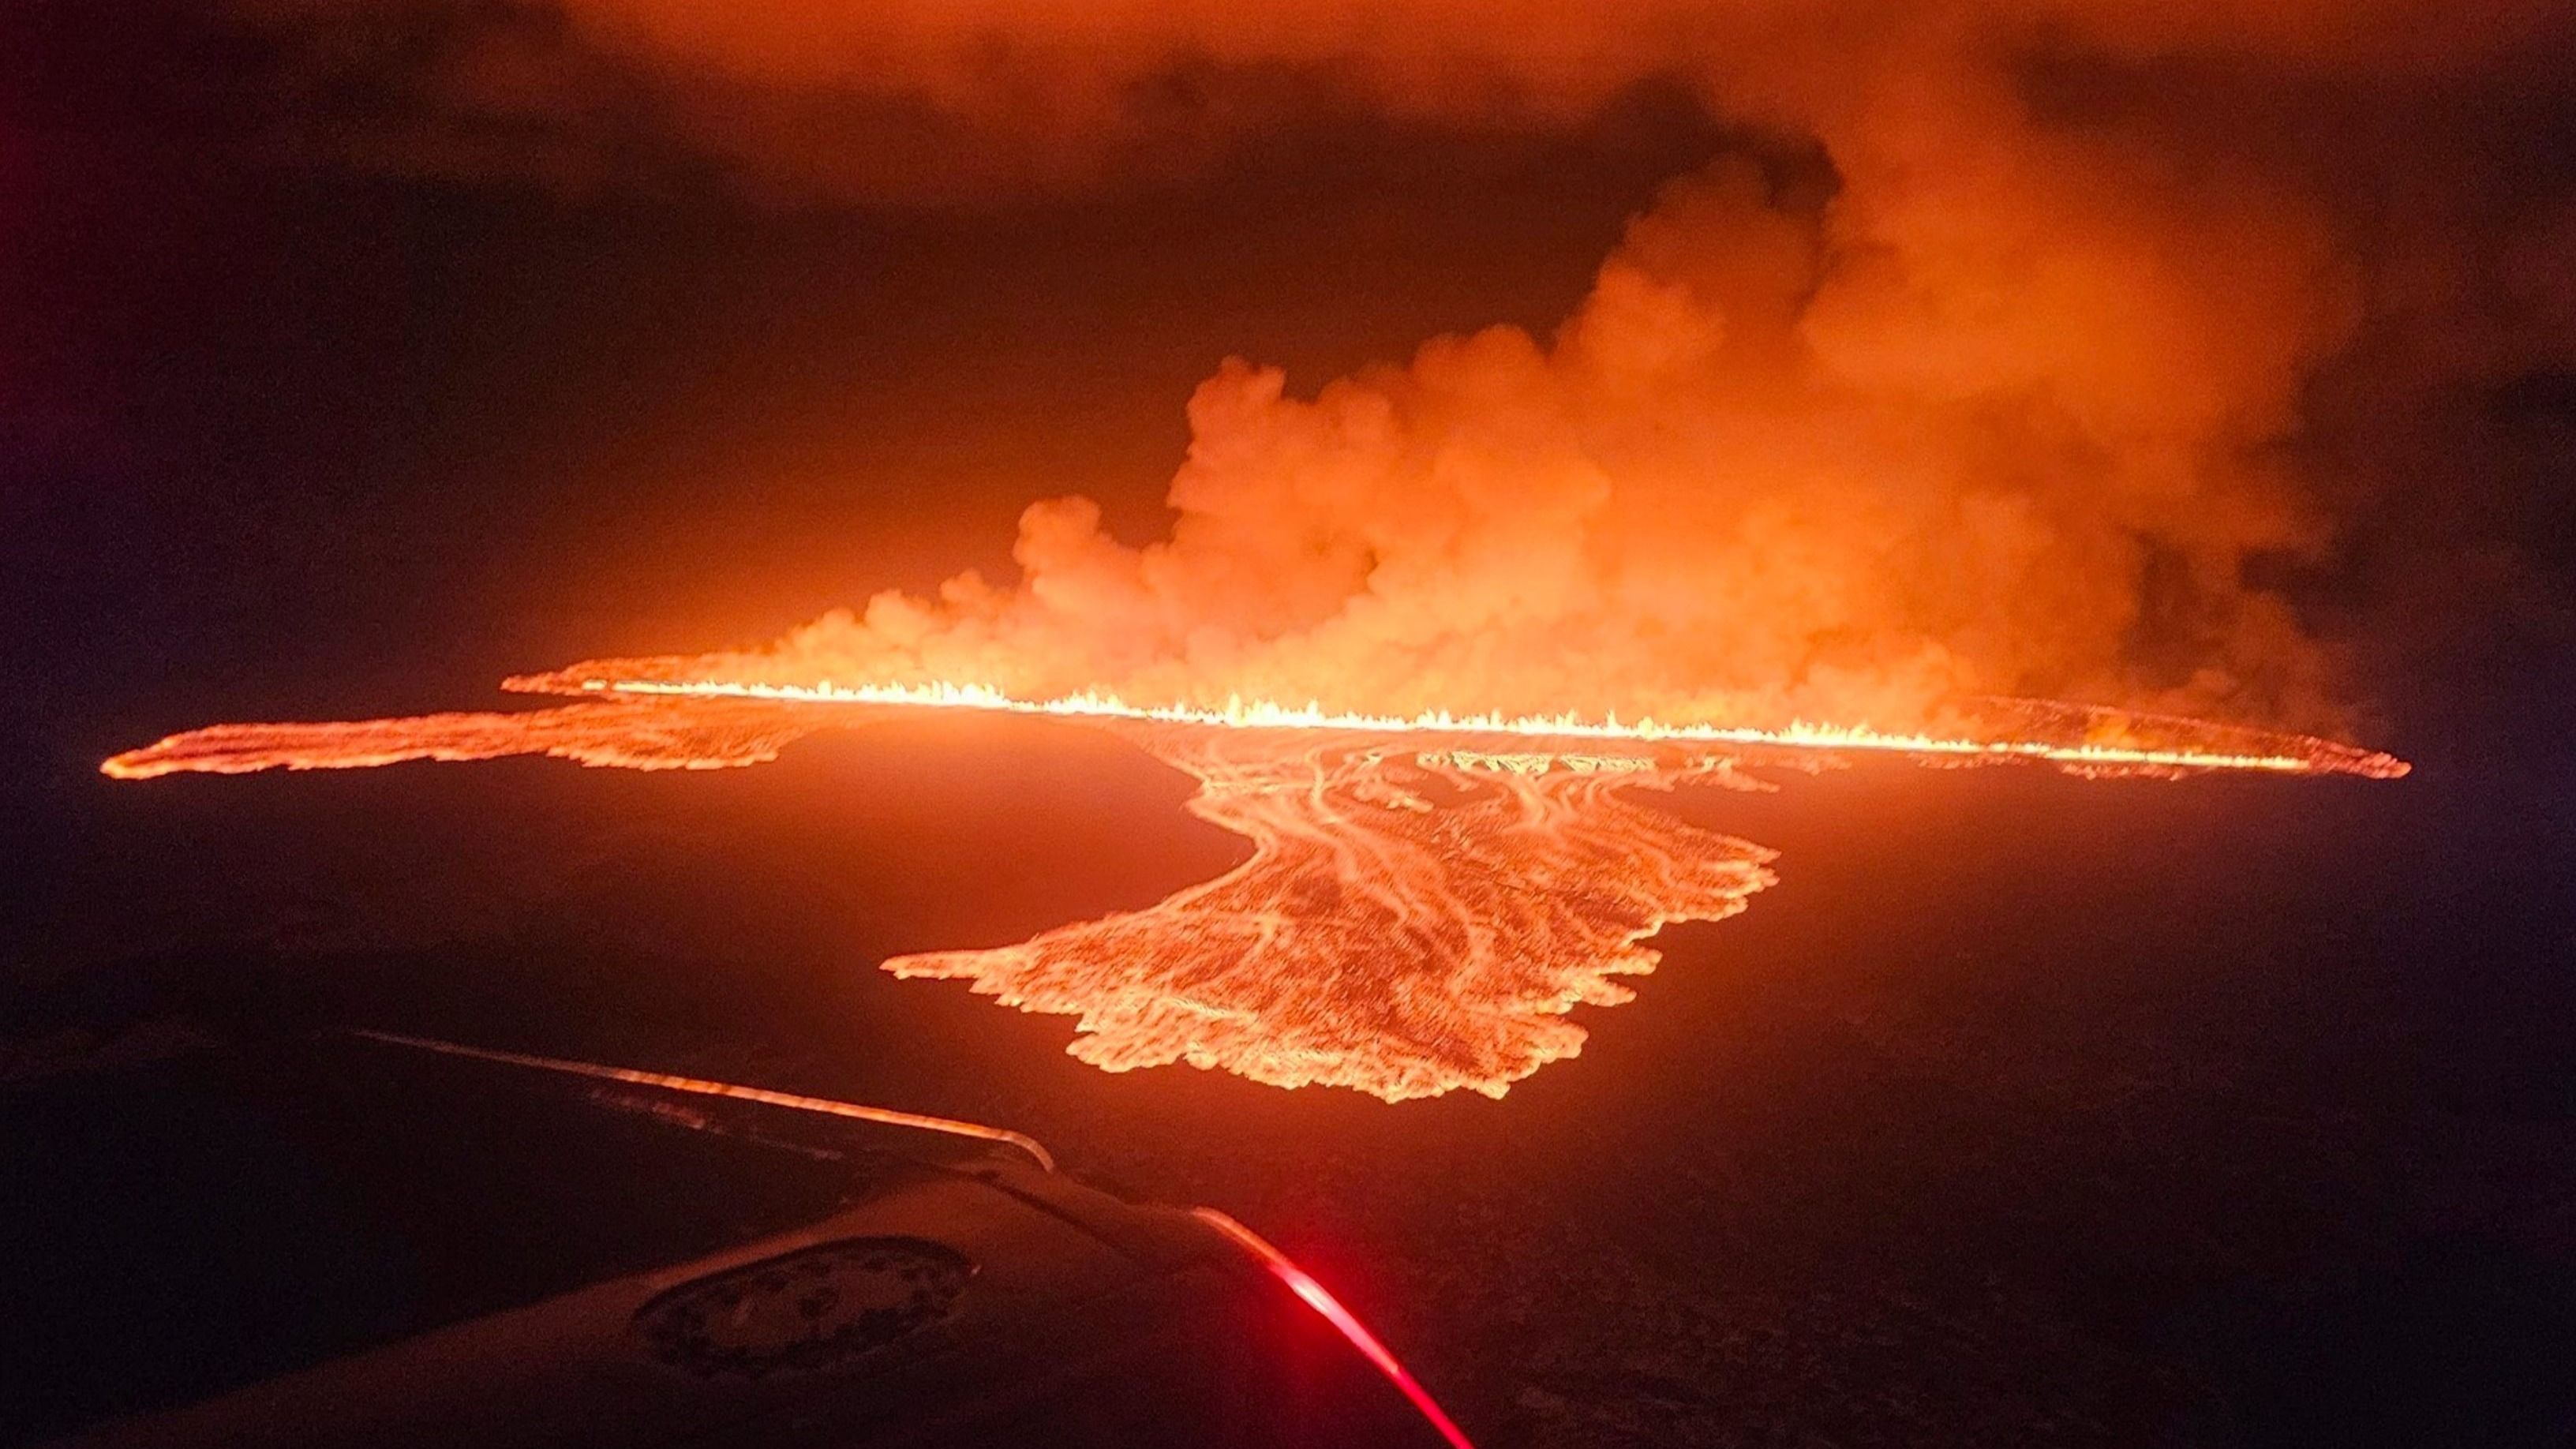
(5, 10, 1747, 768)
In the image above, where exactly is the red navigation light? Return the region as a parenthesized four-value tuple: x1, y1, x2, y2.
(1190, 1208, 1476, 1449)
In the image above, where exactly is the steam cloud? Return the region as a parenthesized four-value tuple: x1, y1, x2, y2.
(249, 0, 2576, 732)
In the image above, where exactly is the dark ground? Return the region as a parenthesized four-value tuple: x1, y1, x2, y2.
(6, 695, 2574, 1447)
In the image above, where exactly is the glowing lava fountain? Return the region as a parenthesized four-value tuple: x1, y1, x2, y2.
(101, 674, 2406, 1101)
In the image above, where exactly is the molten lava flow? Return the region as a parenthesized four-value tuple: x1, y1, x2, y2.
(98, 672, 2409, 1101)
(97, 698, 842, 779)
(887, 728, 1775, 1100)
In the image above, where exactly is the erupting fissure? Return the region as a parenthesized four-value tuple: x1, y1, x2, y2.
(554, 676, 2410, 779)
(101, 665, 2408, 1101)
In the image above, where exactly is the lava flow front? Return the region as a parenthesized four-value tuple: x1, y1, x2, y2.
(100, 677, 2408, 1100)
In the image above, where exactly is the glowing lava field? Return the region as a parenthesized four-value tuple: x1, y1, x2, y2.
(101, 669, 2407, 1102)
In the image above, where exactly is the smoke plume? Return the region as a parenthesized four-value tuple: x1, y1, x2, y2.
(241, 0, 2576, 732)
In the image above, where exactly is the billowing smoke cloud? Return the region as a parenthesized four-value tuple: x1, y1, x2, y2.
(244, 0, 2576, 732)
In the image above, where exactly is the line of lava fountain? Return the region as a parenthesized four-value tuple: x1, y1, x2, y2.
(554, 676, 2411, 780)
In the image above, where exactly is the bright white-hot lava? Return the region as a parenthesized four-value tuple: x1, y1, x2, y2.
(553, 676, 2409, 779)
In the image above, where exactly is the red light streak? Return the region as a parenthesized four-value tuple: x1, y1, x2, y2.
(1191, 1208, 1477, 1449)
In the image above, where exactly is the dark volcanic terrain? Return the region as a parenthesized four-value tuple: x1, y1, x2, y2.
(8, 710, 2573, 1446)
